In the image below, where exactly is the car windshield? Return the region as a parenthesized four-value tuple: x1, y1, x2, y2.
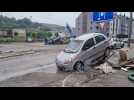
(64, 40, 84, 53)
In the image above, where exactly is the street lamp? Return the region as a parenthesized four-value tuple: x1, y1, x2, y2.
(128, 12, 133, 48)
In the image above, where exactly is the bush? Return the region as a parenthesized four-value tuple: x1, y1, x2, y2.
(26, 31, 52, 41)
(14, 32, 19, 36)
(0, 37, 15, 43)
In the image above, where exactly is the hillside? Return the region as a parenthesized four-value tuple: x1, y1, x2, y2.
(41, 23, 65, 31)
(0, 15, 65, 31)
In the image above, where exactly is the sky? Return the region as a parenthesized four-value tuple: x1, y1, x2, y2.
(1, 12, 131, 27)
(2, 12, 81, 27)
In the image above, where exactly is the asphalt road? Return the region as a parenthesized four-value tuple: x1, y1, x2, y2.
(0, 43, 67, 82)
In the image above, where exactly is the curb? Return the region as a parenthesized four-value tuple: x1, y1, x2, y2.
(0, 51, 35, 59)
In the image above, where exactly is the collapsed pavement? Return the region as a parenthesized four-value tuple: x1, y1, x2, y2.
(61, 47, 134, 87)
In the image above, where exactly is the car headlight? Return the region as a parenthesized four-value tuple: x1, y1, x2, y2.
(64, 59, 72, 64)
(64, 55, 77, 64)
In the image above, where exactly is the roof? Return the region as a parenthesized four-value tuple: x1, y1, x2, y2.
(75, 33, 104, 41)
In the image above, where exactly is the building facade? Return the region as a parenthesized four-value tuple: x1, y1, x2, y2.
(112, 14, 130, 38)
(76, 12, 134, 40)
(75, 12, 112, 37)
(0, 28, 26, 41)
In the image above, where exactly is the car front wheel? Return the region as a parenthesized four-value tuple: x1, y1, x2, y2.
(74, 61, 84, 72)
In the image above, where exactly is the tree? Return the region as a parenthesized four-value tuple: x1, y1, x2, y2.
(14, 32, 19, 36)
(32, 32, 37, 39)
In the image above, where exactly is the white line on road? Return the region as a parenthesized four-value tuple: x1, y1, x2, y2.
(0, 63, 55, 82)
(62, 74, 73, 87)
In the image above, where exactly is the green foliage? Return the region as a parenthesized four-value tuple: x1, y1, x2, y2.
(0, 37, 15, 43)
(14, 32, 19, 36)
(40, 31, 52, 38)
(0, 15, 52, 31)
(26, 31, 52, 39)
(26, 32, 32, 38)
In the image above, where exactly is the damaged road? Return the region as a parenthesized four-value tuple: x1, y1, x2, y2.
(0, 43, 134, 87)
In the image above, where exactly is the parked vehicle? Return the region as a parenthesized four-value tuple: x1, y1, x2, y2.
(56, 33, 110, 72)
(45, 34, 69, 45)
(110, 38, 124, 49)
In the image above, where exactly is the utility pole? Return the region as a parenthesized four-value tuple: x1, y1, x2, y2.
(128, 12, 133, 48)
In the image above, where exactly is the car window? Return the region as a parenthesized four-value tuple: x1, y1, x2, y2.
(95, 35, 106, 44)
(64, 40, 84, 53)
(83, 38, 95, 50)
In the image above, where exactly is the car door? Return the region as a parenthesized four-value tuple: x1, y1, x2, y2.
(80, 38, 96, 65)
(94, 34, 108, 60)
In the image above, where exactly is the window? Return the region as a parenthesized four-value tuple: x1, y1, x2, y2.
(83, 38, 95, 50)
(96, 26, 99, 30)
(95, 35, 106, 44)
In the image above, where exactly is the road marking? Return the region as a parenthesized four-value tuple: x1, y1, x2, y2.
(62, 74, 73, 87)
(0, 63, 55, 82)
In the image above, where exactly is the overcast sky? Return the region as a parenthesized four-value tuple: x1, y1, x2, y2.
(2, 12, 81, 27)
(1, 12, 131, 27)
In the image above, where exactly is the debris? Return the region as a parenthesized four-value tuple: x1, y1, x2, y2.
(119, 49, 128, 63)
(96, 62, 116, 73)
(107, 51, 121, 69)
(128, 71, 134, 81)
(121, 67, 128, 72)
(125, 64, 134, 68)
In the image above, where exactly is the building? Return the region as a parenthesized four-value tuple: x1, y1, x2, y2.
(75, 12, 134, 40)
(112, 14, 130, 37)
(0, 28, 26, 41)
(75, 12, 112, 37)
(75, 13, 83, 36)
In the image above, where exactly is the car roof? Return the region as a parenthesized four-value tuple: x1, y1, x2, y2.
(75, 33, 105, 41)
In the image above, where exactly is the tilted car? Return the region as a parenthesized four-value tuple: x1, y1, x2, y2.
(56, 33, 111, 72)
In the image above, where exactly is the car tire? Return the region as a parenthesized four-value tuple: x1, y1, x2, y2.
(74, 61, 84, 72)
(57, 66, 63, 72)
(128, 71, 134, 81)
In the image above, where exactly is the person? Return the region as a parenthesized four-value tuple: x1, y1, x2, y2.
(107, 33, 109, 37)
(44, 38, 48, 45)
(80, 63, 85, 72)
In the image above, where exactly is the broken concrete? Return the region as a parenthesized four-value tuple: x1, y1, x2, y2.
(96, 62, 116, 73)
(107, 51, 121, 69)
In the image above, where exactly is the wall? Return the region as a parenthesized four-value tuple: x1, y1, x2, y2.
(12, 29, 26, 41)
(75, 12, 112, 37)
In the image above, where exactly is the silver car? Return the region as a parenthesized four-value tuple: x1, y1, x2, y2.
(56, 33, 110, 71)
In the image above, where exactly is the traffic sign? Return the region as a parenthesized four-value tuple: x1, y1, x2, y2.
(93, 12, 113, 22)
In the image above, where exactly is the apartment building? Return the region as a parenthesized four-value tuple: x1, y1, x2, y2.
(75, 12, 112, 37)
